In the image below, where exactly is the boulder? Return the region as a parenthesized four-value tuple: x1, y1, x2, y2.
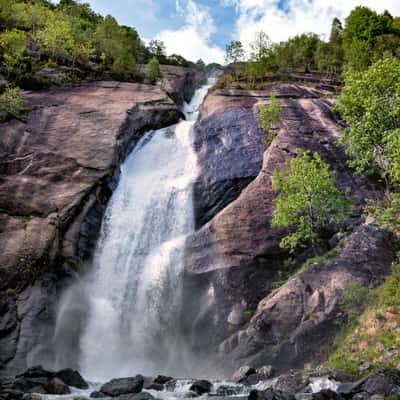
(146, 383, 164, 391)
(232, 366, 257, 383)
(249, 388, 295, 400)
(55, 368, 88, 389)
(189, 380, 212, 395)
(100, 375, 144, 397)
(312, 390, 343, 400)
(43, 377, 70, 395)
(216, 385, 243, 396)
(90, 391, 107, 398)
(116, 393, 155, 400)
(153, 375, 173, 384)
(272, 372, 309, 394)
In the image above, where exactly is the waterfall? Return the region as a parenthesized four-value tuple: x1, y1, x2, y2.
(62, 79, 214, 382)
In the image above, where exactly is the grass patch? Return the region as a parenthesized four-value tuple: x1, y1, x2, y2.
(326, 259, 400, 378)
(296, 249, 337, 275)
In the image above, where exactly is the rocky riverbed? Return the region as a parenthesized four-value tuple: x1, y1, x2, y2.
(2, 365, 400, 400)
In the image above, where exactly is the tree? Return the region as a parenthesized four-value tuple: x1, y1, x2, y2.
(0, 29, 30, 79)
(35, 12, 75, 62)
(145, 56, 162, 84)
(148, 39, 166, 59)
(225, 40, 244, 64)
(335, 57, 400, 187)
(272, 150, 352, 254)
(258, 95, 281, 146)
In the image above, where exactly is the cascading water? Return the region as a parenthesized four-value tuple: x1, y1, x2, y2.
(65, 79, 215, 382)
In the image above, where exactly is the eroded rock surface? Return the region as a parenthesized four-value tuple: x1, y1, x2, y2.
(0, 81, 183, 376)
(183, 84, 390, 372)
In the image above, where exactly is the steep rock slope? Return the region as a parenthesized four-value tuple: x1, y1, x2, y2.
(183, 84, 392, 372)
(0, 81, 184, 376)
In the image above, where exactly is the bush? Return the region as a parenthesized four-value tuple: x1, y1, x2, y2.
(258, 94, 281, 146)
(145, 56, 162, 84)
(340, 281, 370, 322)
(0, 85, 26, 122)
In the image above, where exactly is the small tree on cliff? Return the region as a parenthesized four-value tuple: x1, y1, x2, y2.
(258, 94, 281, 146)
(145, 56, 162, 84)
(272, 150, 353, 254)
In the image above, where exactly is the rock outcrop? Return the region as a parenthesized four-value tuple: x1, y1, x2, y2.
(0, 81, 184, 376)
(183, 84, 391, 373)
(221, 224, 394, 372)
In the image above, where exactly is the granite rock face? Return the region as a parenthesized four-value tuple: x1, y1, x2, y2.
(0, 81, 184, 376)
(182, 84, 390, 372)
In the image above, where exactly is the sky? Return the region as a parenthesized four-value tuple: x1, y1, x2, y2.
(74, 0, 400, 64)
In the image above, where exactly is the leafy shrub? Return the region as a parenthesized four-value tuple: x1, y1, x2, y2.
(272, 150, 353, 254)
(145, 57, 162, 84)
(258, 94, 281, 146)
(340, 281, 370, 322)
(0, 85, 26, 122)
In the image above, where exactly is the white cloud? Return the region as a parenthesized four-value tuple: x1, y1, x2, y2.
(155, 0, 225, 64)
(226, 0, 400, 52)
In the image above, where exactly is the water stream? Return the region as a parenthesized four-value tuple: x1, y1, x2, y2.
(54, 79, 215, 382)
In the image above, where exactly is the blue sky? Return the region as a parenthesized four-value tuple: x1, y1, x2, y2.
(78, 0, 400, 64)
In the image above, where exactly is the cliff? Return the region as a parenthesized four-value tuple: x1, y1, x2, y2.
(183, 83, 395, 374)
(0, 66, 203, 376)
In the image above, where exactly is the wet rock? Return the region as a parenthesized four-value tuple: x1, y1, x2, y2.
(43, 377, 71, 395)
(22, 394, 41, 400)
(272, 372, 310, 394)
(116, 393, 155, 400)
(16, 366, 53, 379)
(189, 380, 212, 395)
(0, 81, 184, 375)
(153, 375, 173, 384)
(90, 391, 107, 398)
(338, 370, 400, 398)
(257, 366, 275, 379)
(249, 388, 295, 400)
(232, 366, 257, 383)
(100, 375, 144, 397)
(55, 368, 88, 389)
(73, 397, 90, 400)
(216, 385, 243, 396)
(146, 383, 164, 391)
(0, 390, 24, 400)
(311, 390, 343, 400)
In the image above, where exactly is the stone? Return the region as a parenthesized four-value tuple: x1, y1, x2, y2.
(43, 377, 71, 395)
(116, 393, 155, 400)
(55, 368, 89, 389)
(146, 383, 164, 391)
(90, 391, 107, 398)
(189, 380, 212, 395)
(358, 362, 371, 372)
(249, 388, 295, 400)
(100, 375, 144, 397)
(232, 366, 257, 383)
(272, 372, 310, 395)
(257, 366, 275, 379)
(216, 385, 243, 396)
(153, 375, 173, 384)
(311, 390, 343, 400)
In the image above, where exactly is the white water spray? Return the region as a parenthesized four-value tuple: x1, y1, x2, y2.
(74, 79, 214, 382)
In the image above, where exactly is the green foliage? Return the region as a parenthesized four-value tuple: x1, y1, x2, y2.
(35, 12, 75, 62)
(335, 57, 400, 186)
(272, 150, 353, 253)
(365, 193, 400, 236)
(0, 85, 26, 122)
(327, 260, 400, 377)
(225, 40, 244, 64)
(343, 7, 400, 71)
(258, 95, 281, 146)
(0, 29, 30, 79)
(145, 57, 162, 84)
(296, 249, 338, 275)
(340, 281, 370, 322)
